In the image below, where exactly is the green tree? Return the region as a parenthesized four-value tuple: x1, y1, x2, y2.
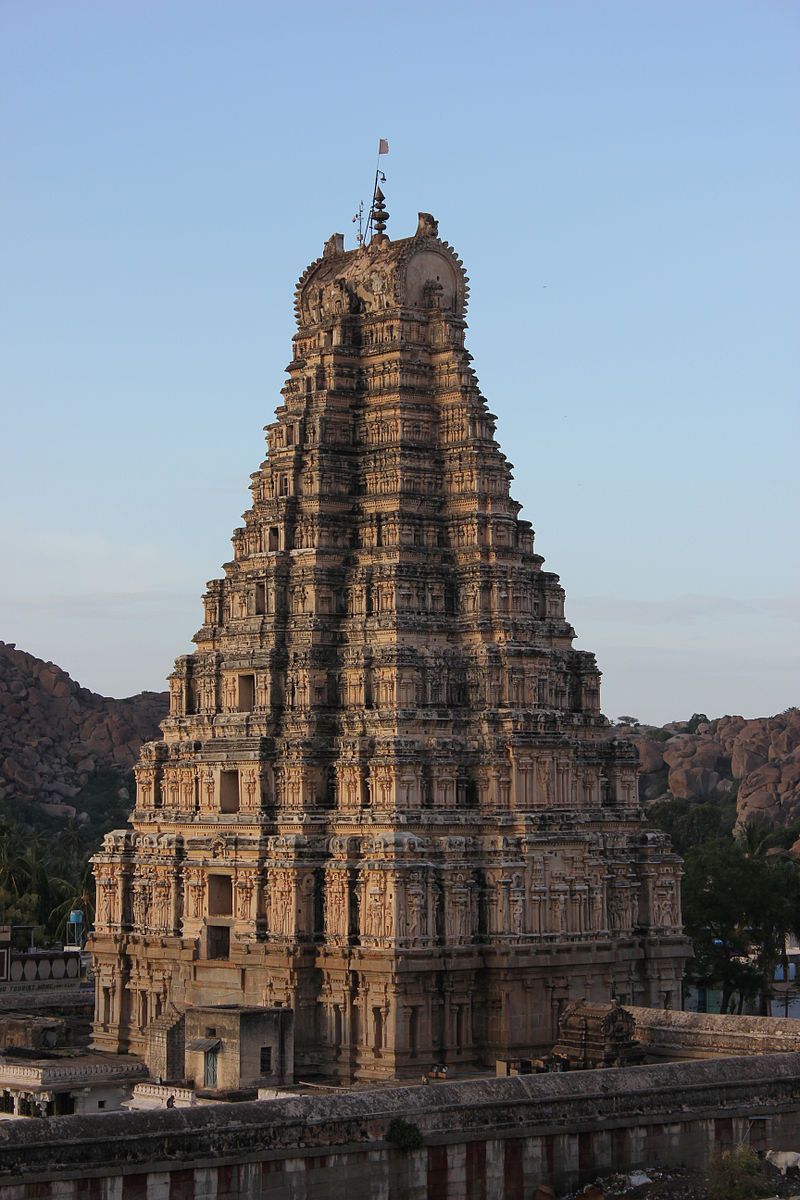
(649, 796, 734, 857)
(683, 840, 800, 1014)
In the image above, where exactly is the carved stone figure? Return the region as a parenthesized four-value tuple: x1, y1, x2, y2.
(132, 884, 150, 929)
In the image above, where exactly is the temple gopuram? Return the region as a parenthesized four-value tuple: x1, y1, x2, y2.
(89, 198, 688, 1084)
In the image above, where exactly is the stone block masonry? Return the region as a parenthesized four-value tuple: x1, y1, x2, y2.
(1, 1056, 800, 1196)
(88, 200, 687, 1083)
(628, 1004, 800, 1058)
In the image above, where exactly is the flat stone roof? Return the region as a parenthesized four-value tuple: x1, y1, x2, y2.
(0, 1051, 147, 1091)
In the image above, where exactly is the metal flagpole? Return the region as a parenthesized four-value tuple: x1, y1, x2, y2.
(365, 139, 389, 244)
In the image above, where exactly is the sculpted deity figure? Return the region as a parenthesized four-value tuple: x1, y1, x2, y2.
(510, 890, 525, 936)
(538, 758, 553, 805)
(654, 882, 676, 927)
(407, 887, 426, 939)
(340, 772, 355, 808)
(609, 887, 628, 932)
(236, 876, 254, 920)
(186, 871, 205, 919)
(243, 772, 258, 810)
(325, 871, 348, 937)
(152, 879, 170, 931)
(271, 873, 294, 936)
(450, 891, 471, 940)
(365, 883, 383, 938)
(99, 876, 117, 925)
(132, 883, 150, 929)
(590, 885, 605, 931)
(548, 889, 563, 933)
(180, 771, 194, 811)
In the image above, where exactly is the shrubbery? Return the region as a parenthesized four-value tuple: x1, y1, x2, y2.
(705, 1145, 772, 1200)
(385, 1118, 424, 1151)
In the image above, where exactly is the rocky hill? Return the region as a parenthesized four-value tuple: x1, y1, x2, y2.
(0, 641, 167, 824)
(616, 709, 800, 830)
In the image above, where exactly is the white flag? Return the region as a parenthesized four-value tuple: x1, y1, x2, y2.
(378, 138, 389, 155)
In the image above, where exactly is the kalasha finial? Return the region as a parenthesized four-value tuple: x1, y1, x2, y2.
(370, 186, 389, 243)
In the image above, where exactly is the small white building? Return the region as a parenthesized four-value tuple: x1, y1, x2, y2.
(0, 1052, 147, 1118)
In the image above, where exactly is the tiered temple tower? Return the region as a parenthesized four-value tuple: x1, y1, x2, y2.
(89, 204, 688, 1082)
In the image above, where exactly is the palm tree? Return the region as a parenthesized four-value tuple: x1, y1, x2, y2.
(0, 835, 32, 904)
(54, 820, 85, 876)
(49, 860, 95, 942)
(737, 820, 773, 858)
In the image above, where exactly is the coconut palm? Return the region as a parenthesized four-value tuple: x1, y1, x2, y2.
(49, 859, 95, 942)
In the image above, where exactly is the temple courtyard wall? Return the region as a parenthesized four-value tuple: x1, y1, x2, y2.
(627, 1005, 800, 1059)
(2, 1054, 800, 1197)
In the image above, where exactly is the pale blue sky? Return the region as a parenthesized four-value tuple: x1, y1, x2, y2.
(1, 1, 797, 724)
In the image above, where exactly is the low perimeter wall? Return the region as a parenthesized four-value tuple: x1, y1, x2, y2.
(2, 1054, 800, 1198)
(628, 1005, 800, 1059)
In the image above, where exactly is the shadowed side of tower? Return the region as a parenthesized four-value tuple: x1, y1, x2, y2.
(88, 209, 688, 1084)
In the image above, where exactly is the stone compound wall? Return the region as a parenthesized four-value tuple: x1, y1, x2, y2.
(628, 1005, 800, 1058)
(2, 1055, 800, 1197)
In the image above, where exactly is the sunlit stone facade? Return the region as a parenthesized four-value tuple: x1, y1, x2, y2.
(89, 206, 687, 1081)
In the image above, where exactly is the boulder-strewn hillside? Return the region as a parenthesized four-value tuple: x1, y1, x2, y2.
(0, 641, 167, 822)
(616, 709, 800, 830)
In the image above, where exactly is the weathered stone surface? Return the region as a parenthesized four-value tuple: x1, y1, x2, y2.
(0, 641, 167, 813)
(621, 710, 800, 828)
(89, 205, 687, 1084)
(1, 1055, 800, 1195)
(661, 735, 728, 800)
(627, 735, 665, 775)
(628, 1004, 800, 1058)
(738, 747, 800, 826)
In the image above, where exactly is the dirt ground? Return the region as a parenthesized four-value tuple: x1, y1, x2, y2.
(561, 1163, 800, 1200)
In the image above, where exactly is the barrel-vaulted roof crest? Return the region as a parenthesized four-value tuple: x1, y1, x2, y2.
(293, 210, 470, 328)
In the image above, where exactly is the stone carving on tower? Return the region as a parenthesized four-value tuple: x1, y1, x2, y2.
(89, 198, 688, 1081)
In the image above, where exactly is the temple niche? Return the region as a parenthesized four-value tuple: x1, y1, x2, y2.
(88, 196, 688, 1083)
